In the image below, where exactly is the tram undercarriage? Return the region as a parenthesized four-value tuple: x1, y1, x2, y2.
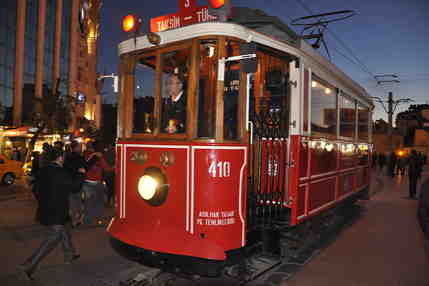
(111, 187, 365, 281)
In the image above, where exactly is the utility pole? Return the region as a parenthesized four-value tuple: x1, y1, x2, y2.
(371, 92, 413, 151)
(387, 92, 393, 136)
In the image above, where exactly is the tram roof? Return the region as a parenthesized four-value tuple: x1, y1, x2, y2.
(118, 22, 373, 108)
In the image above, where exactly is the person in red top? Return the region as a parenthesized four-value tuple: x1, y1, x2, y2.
(82, 141, 113, 225)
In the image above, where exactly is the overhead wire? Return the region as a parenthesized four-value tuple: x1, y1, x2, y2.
(290, 0, 425, 121)
(293, 0, 378, 82)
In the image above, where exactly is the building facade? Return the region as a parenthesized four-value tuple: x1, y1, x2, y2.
(0, 0, 101, 130)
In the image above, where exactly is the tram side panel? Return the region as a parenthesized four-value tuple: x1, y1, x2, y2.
(293, 139, 371, 225)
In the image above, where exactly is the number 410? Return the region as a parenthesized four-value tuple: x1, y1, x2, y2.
(208, 161, 231, 178)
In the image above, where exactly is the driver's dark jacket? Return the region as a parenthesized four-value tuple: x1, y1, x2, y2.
(34, 162, 84, 226)
(163, 93, 187, 132)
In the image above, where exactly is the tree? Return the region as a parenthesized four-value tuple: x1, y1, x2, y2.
(27, 78, 76, 154)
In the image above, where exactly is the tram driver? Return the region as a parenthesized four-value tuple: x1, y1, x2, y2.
(163, 74, 187, 134)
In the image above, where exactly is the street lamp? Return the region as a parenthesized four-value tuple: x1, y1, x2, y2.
(98, 73, 119, 93)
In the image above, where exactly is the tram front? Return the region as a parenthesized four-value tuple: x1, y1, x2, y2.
(108, 30, 256, 275)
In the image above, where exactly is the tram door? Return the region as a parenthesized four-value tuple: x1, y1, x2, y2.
(247, 52, 291, 230)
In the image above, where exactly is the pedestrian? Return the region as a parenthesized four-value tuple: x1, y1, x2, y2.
(378, 153, 386, 173)
(18, 148, 85, 281)
(372, 152, 378, 169)
(418, 177, 429, 256)
(417, 152, 424, 180)
(64, 140, 87, 227)
(408, 150, 420, 199)
(54, 140, 64, 151)
(39, 142, 52, 168)
(103, 144, 115, 208)
(82, 140, 113, 225)
(387, 151, 397, 178)
(31, 151, 40, 178)
(397, 156, 407, 176)
(30, 151, 41, 222)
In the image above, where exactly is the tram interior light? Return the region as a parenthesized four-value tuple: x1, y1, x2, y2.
(312, 81, 317, 88)
(325, 143, 334, 152)
(325, 88, 331, 94)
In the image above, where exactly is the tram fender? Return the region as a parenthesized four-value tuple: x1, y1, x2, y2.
(108, 219, 226, 260)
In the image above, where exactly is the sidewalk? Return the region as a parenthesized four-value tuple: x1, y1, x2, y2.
(283, 168, 429, 286)
(0, 182, 142, 286)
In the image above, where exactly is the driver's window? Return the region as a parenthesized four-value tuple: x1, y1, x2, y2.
(0, 158, 4, 164)
(160, 48, 190, 134)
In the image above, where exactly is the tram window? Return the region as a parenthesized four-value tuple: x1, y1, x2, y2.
(339, 94, 356, 139)
(358, 104, 369, 141)
(133, 56, 156, 134)
(160, 48, 190, 134)
(197, 40, 217, 138)
(310, 79, 337, 138)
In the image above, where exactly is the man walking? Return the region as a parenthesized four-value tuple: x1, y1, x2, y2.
(19, 149, 85, 280)
(64, 140, 87, 227)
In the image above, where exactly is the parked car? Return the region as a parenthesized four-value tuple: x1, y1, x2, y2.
(0, 155, 24, 185)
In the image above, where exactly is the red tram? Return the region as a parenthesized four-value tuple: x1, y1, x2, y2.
(108, 2, 374, 277)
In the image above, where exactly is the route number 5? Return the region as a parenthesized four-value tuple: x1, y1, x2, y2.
(209, 161, 231, 178)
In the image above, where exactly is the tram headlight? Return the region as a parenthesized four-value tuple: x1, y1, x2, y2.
(137, 167, 169, 206)
(138, 175, 158, 200)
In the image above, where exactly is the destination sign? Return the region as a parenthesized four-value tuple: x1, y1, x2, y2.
(150, 5, 216, 32)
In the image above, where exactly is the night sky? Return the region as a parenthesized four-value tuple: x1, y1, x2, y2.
(98, 0, 429, 122)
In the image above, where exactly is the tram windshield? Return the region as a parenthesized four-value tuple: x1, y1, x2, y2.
(128, 38, 293, 141)
(133, 56, 156, 134)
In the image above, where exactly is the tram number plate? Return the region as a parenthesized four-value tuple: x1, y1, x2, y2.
(208, 161, 231, 178)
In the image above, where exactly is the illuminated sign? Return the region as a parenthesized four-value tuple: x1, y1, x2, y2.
(150, 1, 216, 33)
(150, 6, 216, 32)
